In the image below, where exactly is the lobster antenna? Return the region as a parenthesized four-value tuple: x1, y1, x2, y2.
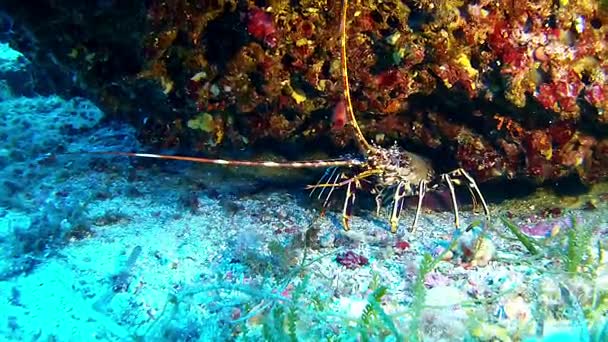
(340, 0, 374, 154)
(75, 151, 362, 169)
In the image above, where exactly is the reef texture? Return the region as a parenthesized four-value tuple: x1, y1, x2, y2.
(3, 0, 608, 184)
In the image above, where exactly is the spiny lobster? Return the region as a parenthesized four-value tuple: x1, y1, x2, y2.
(90, 0, 490, 234)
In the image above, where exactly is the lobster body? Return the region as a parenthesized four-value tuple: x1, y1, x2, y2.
(366, 144, 435, 190)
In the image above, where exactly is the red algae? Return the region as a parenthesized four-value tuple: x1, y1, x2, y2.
(336, 251, 369, 269)
(247, 7, 277, 48)
(331, 99, 347, 131)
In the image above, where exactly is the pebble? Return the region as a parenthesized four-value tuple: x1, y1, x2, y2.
(471, 237, 495, 267)
(319, 232, 335, 248)
(425, 285, 467, 307)
(502, 295, 531, 322)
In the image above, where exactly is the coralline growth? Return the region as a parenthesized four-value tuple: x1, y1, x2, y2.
(3, 0, 608, 184)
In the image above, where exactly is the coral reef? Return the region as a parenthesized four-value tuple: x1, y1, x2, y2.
(2, 0, 608, 184)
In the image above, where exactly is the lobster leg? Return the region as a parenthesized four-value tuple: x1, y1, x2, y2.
(443, 173, 460, 228)
(305, 169, 381, 190)
(373, 186, 384, 216)
(309, 167, 338, 199)
(389, 182, 408, 233)
(341, 180, 357, 231)
(438, 168, 490, 229)
(444, 168, 490, 221)
(467, 186, 479, 213)
(411, 180, 428, 234)
(307, 169, 377, 231)
(321, 170, 344, 208)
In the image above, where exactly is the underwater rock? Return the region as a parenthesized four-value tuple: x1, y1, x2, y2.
(3, 1, 608, 184)
(0, 43, 35, 98)
(0, 96, 104, 159)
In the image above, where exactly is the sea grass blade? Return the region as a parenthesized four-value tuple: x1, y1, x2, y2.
(500, 216, 539, 255)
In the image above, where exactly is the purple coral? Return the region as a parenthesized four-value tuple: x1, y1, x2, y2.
(336, 251, 369, 269)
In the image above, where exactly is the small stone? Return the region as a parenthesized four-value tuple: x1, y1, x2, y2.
(319, 232, 335, 248)
(425, 286, 467, 307)
(502, 295, 531, 322)
(441, 250, 454, 261)
(471, 237, 495, 267)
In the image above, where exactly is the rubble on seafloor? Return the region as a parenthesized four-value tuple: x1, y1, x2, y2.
(2, 0, 608, 185)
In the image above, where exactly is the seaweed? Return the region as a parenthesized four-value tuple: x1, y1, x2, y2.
(500, 216, 539, 255)
(559, 282, 591, 341)
(563, 216, 593, 275)
(260, 275, 310, 342)
(356, 285, 401, 341)
(408, 234, 461, 341)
